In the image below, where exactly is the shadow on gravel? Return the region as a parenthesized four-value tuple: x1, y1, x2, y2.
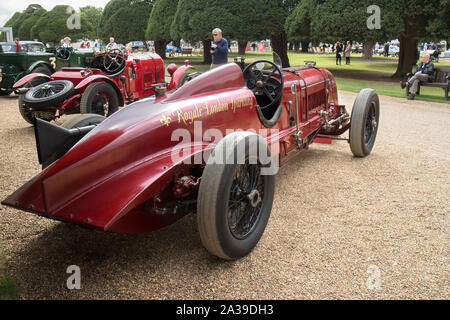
(8, 212, 228, 298)
(8, 142, 362, 298)
(0, 95, 18, 101)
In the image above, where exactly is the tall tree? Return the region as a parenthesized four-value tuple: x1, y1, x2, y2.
(30, 5, 94, 44)
(80, 6, 103, 39)
(309, 0, 399, 59)
(171, 0, 235, 65)
(263, 0, 301, 68)
(146, 0, 179, 58)
(285, 0, 317, 53)
(303, 0, 447, 77)
(100, 0, 153, 43)
(3, 4, 45, 40)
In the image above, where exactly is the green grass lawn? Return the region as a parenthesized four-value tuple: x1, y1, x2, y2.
(164, 51, 450, 104)
(0, 244, 19, 300)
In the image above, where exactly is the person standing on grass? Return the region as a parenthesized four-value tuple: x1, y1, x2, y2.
(335, 41, 342, 65)
(400, 53, 434, 100)
(384, 42, 389, 57)
(210, 28, 228, 69)
(14, 38, 22, 52)
(344, 41, 351, 64)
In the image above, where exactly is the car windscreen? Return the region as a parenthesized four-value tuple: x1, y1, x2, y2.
(0, 44, 16, 52)
(23, 43, 46, 53)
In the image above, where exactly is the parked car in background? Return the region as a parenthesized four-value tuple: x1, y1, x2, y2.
(0, 41, 93, 95)
(127, 41, 146, 52)
(13, 49, 193, 124)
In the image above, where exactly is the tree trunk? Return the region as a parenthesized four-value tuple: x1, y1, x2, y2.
(270, 31, 290, 68)
(288, 42, 294, 51)
(154, 40, 166, 59)
(363, 41, 374, 60)
(392, 27, 418, 78)
(301, 40, 309, 53)
(294, 41, 300, 52)
(238, 41, 247, 55)
(202, 39, 212, 65)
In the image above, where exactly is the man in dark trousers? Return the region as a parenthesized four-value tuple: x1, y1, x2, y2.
(384, 42, 389, 57)
(401, 53, 434, 100)
(210, 28, 228, 69)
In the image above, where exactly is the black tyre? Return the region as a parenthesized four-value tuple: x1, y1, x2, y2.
(61, 113, 106, 129)
(18, 77, 49, 124)
(197, 132, 275, 260)
(32, 66, 52, 76)
(0, 89, 13, 96)
(23, 80, 74, 109)
(349, 88, 380, 157)
(80, 82, 119, 117)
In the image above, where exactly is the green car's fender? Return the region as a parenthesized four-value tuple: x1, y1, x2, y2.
(26, 60, 55, 75)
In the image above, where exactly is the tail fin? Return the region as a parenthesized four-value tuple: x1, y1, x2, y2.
(34, 118, 95, 168)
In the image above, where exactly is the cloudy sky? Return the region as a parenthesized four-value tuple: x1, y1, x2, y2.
(0, 0, 111, 27)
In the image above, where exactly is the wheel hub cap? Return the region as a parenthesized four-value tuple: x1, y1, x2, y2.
(247, 189, 261, 208)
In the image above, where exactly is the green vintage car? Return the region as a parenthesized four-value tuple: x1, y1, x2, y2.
(0, 41, 93, 95)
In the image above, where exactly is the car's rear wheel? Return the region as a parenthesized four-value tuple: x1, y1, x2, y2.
(197, 132, 275, 260)
(80, 82, 119, 117)
(23, 80, 74, 109)
(18, 77, 49, 124)
(349, 88, 380, 157)
(61, 113, 106, 129)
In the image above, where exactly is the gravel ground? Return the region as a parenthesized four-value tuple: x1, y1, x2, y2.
(0, 91, 448, 300)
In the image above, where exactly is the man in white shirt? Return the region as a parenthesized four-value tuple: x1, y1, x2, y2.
(106, 37, 118, 51)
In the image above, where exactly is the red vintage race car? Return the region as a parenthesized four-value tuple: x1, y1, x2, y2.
(12, 49, 193, 124)
(2, 55, 380, 260)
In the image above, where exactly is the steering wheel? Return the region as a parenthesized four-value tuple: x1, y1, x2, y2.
(103, 49, 126, 74)
(243, 60, 284, 110)
(56, 47, 71, 60)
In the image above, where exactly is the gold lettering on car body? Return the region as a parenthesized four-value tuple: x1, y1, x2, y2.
(160, 115, 172, 127)
(177, 104, 203, 125)
(231, 95, 253, 112)
(163, 93, 254, 127)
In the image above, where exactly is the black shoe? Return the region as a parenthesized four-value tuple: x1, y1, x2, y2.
(408, 94, 415, 100)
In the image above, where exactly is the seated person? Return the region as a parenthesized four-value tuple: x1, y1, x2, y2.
(401, 53, 434, 100)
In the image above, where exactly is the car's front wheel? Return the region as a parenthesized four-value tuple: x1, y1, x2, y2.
(80, 82, 120, 117)
(197, 132, 275, 260)
(349, 88, 380, 157)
